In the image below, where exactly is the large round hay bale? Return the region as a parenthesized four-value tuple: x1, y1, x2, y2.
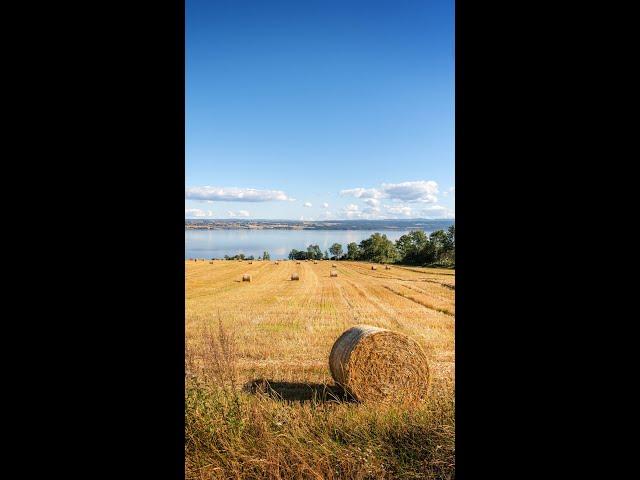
(329, 325, 429, 403)
(330, 270, 338, 277)
(275, 261, 279, 265)
(291, 273, 299, 281)
(332, 263, 337, 267)
(371, 265, 377, 270)
(242, 274, 251, 282)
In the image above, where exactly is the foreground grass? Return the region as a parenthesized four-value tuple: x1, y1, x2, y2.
(186, 378, 454, 480)
(185, 260, 454, 479)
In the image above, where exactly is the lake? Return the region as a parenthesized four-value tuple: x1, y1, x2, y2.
(185, 229, 431, 259)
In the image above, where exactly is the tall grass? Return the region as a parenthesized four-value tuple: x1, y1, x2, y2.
(185, 321, 454, 480)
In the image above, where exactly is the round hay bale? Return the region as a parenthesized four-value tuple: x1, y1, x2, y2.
(313, 261, 318, 264)
(275, 261, 279, 265)
(296, 261, 301, 265)
(329, 325, 429, 403)
(385, 265, 391, 270)
(332, 264, 337, 267)
(242, 274, 251, 282)
(209, 261, 213, 264)
(330, 270, 338, 277)
(291, 273, 299, 281)
(248, 261, 253, 264)
(371, 265, 377, 270)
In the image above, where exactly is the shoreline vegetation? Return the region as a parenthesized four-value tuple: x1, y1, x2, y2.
(195, 226, 455, 268)
(185, 218, 454, 231)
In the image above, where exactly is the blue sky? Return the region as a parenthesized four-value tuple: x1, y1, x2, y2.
(186, 0, 454, 220)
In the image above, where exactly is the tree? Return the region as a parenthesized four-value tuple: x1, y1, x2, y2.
(346, 242, 360, 260)
(359, 233, 398, 263)
(395, 230, 428, 265)
(288, 249, 307, 260)
(429, 230, 449, 262)
(445, 225, 455, 264)
(323, 250, 329, 260)
(307, 244, 322, 260)
(329, 243, 343, 259)
(263, 251, 271, 261)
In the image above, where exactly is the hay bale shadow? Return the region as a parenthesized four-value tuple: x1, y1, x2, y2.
(244, 379, 356, 404)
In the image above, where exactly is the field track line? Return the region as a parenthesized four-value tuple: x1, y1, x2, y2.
(381, 285, 454, 316)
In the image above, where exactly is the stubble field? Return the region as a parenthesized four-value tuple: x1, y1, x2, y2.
(185, 259, 455, 479)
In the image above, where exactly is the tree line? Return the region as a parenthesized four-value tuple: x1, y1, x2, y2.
(287, 226, 455, 267)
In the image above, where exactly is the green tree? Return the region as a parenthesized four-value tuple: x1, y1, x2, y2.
(307, 244, 322, 260)
(329, 243, 343, 259)
(359, 233, 398, 263)
(288, 249, 307, 260)
(263, 251, 271, 261)
(395, 230, 428, 264)
(346, 242, 360, 260)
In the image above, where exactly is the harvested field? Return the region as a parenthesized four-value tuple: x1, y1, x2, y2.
(186, 260, 454, 479)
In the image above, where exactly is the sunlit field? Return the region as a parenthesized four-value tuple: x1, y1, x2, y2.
(186, 259, 455, 479)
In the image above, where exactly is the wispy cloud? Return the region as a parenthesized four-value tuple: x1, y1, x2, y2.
(226, 210, 250, 217)
(340, 180, 439, 203)
(303, 202, 312, 207)
(420, 205, 454, 219)
(322, 202, 329, 208)
(185, 208, 214, 218)
(339, 187, 384, 200)
(186, 186, 292, 202)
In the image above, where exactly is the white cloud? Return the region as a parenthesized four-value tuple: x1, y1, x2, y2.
(380, 181, 439, 203)
(322, 202, 329, 208)
(185, 208, 214, 218)
(304, 202, 312, 207)
(363, 198, 380, 207)
(421, 205, 455, 219)
(384, 204, 413, 216)
(186, 186, 292, 202)
(226, 210, 250, 218)
(443, 186, 455, 197)
(339, 187, 384, 199)
(340, 180, 439, 203)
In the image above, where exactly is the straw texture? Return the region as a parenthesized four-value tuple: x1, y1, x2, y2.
(329, 325, 430, 403)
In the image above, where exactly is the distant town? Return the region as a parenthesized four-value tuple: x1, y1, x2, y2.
(185, 218, 454, 231)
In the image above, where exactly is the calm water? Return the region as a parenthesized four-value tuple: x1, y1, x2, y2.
(185, 229, 425, 260)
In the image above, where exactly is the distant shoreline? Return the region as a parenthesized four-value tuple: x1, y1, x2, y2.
(185, 219, 454, 231)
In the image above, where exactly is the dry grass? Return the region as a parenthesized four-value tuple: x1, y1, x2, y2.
(186, 260, 454, 479)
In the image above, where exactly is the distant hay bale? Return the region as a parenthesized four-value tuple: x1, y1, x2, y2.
(332, 264, 337, 267)
(329, 325, 430, 403)
(209, 261, 213, 264)
(371, 266, 377, 270)
(385, 265, 391, 270)
(330, 270, 338, 277)
(296, 261, 301, 265)
(291, 273, 299, 281)
(275, 261, 279, 265)
(242, 274, 251, 282)
(248, 261, 253, 264)
(313, 261, 318, 264)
